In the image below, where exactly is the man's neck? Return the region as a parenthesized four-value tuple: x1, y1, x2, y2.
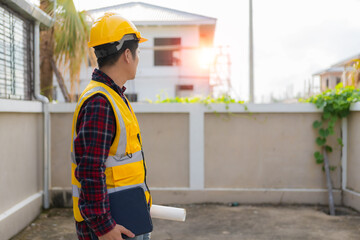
(100, 67, 127, 88)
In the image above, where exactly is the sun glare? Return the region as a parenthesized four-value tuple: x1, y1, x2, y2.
(198, 47, 215, 69)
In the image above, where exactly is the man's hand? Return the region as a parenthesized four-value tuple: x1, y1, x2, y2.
(99, 224, 135, 240)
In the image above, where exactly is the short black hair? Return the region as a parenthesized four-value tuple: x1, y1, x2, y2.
(95, 39, 139, 69)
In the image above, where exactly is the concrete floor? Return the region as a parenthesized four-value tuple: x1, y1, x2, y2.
(11, 204, 360, 240)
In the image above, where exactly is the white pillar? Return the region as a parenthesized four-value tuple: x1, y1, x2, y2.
(249, 0, 254, 103)
(189, 105, 205, 189)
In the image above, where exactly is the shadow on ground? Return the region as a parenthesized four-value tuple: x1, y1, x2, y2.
(11, 204, 360, 240)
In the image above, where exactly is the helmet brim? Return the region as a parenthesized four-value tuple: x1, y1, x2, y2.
(139, 37, 147, 43)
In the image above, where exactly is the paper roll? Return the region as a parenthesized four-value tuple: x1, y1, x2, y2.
(150, 205, 186, 222)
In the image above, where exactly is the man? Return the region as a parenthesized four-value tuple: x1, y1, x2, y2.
(70, 13, 152, 240)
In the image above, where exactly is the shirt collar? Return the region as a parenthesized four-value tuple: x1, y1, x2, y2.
(92, 68, 126, 96)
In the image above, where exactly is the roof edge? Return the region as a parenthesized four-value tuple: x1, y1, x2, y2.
(331, 54, 360, 67)
(86, 1, 217, 21)
(312, 66, 353, 76)
(133, 20, 216, 26)
(2, 0, 53, 27)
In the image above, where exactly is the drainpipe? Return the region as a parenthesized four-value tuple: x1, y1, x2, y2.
(32, 0, 57, 210)
(34, 21, 51, 209)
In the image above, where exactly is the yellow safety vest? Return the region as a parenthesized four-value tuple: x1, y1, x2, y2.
(71, 80, 151, 222)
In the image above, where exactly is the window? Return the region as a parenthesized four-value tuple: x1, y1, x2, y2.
(0, 4, 32, 100)
(154, 38, 181, 66)
(125, 93, 138, 102)
(177, 84, 193, 90)
(336, 77, 341, 85)
(326, 78, 329, 88)
(176, 84, 194, 98)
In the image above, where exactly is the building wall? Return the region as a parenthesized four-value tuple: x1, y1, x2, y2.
(320, 72, 342, 92)
(126, 25, 211, 101)
(54, 25, 212, 102)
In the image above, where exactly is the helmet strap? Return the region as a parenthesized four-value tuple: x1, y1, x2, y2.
(94, 34, 138, 58)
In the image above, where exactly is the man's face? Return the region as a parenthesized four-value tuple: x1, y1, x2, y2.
(128, 48, 139, 80)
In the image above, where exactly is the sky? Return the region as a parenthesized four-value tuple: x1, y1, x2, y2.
(49, 0, 360, 102)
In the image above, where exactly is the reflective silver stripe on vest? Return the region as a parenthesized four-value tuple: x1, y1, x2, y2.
(71, 118, 77, 164)
(72, 185, 80, 198)
(107, 182, 147, 194)
(73, 182, 147, 198)
(71, 151, 76, 164)
(72, 86, 127, 159)
(106, 150, 143, 168)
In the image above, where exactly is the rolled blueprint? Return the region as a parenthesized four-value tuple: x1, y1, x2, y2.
(150, 205, 186, 221)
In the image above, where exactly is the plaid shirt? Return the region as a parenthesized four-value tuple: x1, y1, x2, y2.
(74, 69, 130, 239)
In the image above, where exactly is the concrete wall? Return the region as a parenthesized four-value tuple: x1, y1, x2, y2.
(204, 113, 341, 189)
(2, 102, 360, 240)
(0, 100, 44, 240)
(50, 113, 73, 206)
(137, 113, 190, 188)
(344, 109, 360, 211)
(50, 112, 191, 203)
(48, 103, 354, 207)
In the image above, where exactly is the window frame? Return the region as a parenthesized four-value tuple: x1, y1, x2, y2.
(0, 3, 33, 101)
(154, 37, 181, 67)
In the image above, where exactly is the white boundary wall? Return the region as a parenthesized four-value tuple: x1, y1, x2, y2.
(0, 100, 43, 240)
(1, 101, 360, 239)
(48, 102, 360, 209)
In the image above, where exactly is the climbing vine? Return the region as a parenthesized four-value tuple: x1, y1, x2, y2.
(301, 84, 360, 167)
(148, 93, 247, 112)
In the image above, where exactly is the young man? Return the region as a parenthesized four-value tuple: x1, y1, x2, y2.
(70, 13, 152, 240)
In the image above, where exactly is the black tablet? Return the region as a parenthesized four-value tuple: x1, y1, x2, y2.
(109, 186, 153, 239)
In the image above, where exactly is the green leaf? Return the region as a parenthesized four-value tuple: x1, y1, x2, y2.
(330, 115, 338, 123)
(337, 138, 344, 147)
(319, 128, 330, 138)
(317, 158, 324, 164)
(322, 112, 331, 120)
(316, 137, 326, 146)
(315, 99, 325, 108)
(314, 151, 322, 158)
(339, 109, 350, 118)
(325, 145, 333, 153)
(313, 120, 322, 129)
(314, 151, 324, 164)
(329, 166, 337, 171)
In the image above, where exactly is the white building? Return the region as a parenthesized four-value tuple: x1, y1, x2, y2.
(313, 54, 360, 92)
(55, 1, 217, 102)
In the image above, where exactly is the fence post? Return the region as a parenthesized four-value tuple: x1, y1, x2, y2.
(189, 105, 205, 190)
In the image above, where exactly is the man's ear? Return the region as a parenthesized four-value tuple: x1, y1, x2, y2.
(124, 49, 131, 63)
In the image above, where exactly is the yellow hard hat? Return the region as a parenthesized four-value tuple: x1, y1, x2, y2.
(88, 12, 147, 48)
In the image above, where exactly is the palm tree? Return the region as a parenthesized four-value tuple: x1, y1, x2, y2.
(54, 0, 96, 101)
(40, 0, 55, 100)
(40, 0, 95, 102)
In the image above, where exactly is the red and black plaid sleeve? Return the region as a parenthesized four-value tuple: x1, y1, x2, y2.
(73, 94, 117, 239)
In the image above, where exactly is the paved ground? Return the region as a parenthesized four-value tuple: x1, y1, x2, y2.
(12, 204, 360, 240)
